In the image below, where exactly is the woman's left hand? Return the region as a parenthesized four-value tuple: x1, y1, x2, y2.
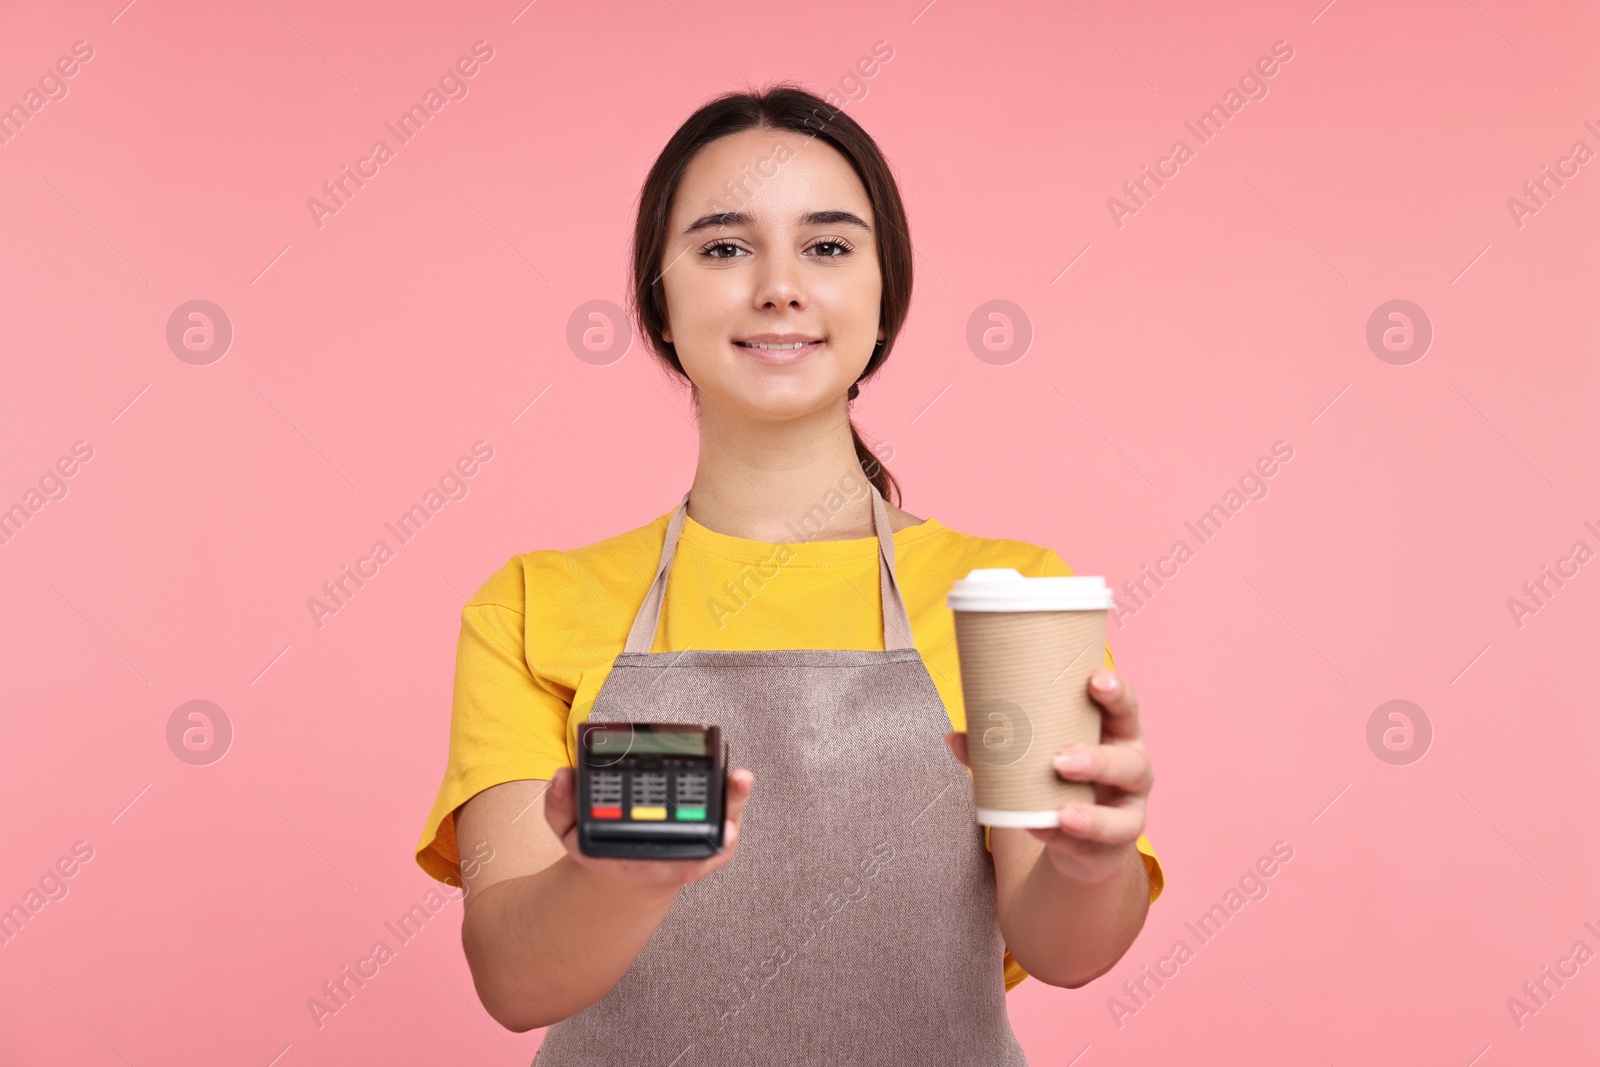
(945, 667, 1153, 885)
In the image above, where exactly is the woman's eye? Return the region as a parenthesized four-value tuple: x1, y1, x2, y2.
(810, 240, 851, 257)
(702, 242, 745, 259)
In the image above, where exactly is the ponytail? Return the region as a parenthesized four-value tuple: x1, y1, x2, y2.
(849, 415, 899, 507)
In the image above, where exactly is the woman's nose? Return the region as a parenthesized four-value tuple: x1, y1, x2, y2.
(752, 253, 807, 310)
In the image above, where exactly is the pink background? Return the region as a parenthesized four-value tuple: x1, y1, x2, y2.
(2, 0, 1596, 1063)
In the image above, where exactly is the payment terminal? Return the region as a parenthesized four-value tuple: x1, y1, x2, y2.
(576, 722, 728, 860)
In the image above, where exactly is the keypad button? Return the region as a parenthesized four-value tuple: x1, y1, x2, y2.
(633, 772, 668, 806)
(590, 771, 623, 807)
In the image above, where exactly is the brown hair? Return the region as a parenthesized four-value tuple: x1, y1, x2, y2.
(627, 82, 910, 506)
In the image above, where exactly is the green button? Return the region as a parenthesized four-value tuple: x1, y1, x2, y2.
(674, 806, 706, 821)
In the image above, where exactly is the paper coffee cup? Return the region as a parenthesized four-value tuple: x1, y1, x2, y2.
(947, 569, 1112, 827)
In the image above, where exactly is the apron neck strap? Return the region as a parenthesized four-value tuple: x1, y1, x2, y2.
(622, 482, 916, 654)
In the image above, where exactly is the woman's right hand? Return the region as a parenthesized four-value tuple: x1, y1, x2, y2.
(544, 765, 756, 887)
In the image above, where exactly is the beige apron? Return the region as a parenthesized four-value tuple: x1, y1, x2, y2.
(534, 484, 1029, 1066)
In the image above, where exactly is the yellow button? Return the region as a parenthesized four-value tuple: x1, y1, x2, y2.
(630, 806, 668, 821)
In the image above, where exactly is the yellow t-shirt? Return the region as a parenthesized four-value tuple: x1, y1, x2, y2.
(415, 503, 1165, 992)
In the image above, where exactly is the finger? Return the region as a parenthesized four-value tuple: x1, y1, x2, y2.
(1053, 797, 1146, 846)
(944, 731, 970, 767)
(714, 771, 755, 861)
(1052, 743, 1153, 794)
(1030, 823, 1150, 887)
(1088, 669, 1142, 741)
(723, 768, 755, 824)
(544, 767, 576, 836)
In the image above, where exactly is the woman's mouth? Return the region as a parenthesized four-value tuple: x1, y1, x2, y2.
(732, 339, 825, 365)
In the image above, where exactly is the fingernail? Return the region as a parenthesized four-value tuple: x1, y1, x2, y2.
(1054, 749, 1089, 772)
(1061, 805, 1090, 830)
(1092, 672, 1116, 692)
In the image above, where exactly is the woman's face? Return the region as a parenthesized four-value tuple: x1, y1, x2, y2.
(658, 127, 885, 422)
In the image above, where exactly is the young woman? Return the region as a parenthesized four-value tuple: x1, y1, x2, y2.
(415, 85, 1163, 1064)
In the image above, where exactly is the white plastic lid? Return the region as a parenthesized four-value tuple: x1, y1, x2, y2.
(946, 568, 1112, 611)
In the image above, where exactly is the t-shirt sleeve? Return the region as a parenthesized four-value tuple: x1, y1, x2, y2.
(414, 555, 574, 885)
(998, 547, 1166, 992)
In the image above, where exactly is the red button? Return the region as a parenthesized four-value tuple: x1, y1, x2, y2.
(590, 806, 622, 819)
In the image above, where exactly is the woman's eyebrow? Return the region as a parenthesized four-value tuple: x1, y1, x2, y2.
(800, 210, 873, 233)
(680, 209, 873, 236)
